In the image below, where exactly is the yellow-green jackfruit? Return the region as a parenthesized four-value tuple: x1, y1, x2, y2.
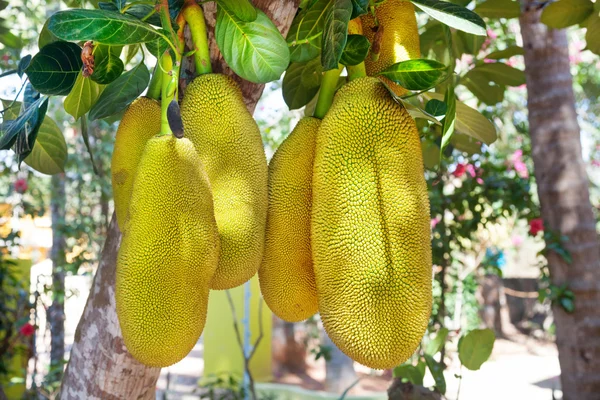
(312, 77, 432, 370)
(259, 117, 320, 322)
(361, 0, 420, 96)
(111, 97, 161, 231)
(180, 74, 268, 290)
(116, 135, 220, 368)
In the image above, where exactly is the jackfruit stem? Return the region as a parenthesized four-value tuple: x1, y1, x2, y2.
(313, 65, 343, 120)
(346, 63, 367, 81)
(160, 52, 175, 136)
(183, 0, 212, 75)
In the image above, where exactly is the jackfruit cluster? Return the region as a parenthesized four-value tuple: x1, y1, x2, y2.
(113, 73, 268, 367)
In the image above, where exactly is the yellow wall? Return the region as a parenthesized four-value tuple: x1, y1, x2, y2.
(203, 276, 272, 383)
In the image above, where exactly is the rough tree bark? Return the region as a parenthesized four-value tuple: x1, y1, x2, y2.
(58, 2, 299, 399)
(520, 3, 600, 398)
(49, 173, 66, 367)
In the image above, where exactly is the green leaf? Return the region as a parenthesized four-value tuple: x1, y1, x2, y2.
(282, 62, 321, 110)
(48, 9, 163, 45)
(423, 92, 497, 144)
(14, 98, 50, 165)
(340, 34, 370, 66)
(422, 139, 441, 169)
(379, 59, 450, 91)
(458, 329, 495, 370)
(25, 41, 83, 96)
(485, 45, 524, 59)
(144, 32, 170, 58)
(399, 99, 442, 125)
(301, 57, 323, 88)
(88, 62, 149, 120)
(64, 72, 105, 120)
(424, 354, 446, 394)
(456, 30, 485, 55)
(91, 46, 124, 84)
(0, 96, 48, 151)
(17, 55, 31, 78)
(98, 2, 162, 26)
(541, 0, 594, 28)
(586, 14, 600, 55)
(451, 132, 482, 154)
(287, 0, 331, 63)
(113, 0, 126, 11)
(215, 8, 290, 83)
(393, 363, 425, 385)
(440, 83, 456, 155)
(425, 99, 447, 117)
(0, 31, 22, 49)
(321, 0, 352, 70)
(23, 116, 67, 175)
(350, 0, 369, 18)
(409, 0, 486, 36)
(426, 327, 449, 355)
(467, 62, 525, 86)
(462, 71, 505, 104)
(1, 99, 21, 120)
(475, 0, 520, 19)
(216, 0, 258, 22)
(39, 19, 59, 49)
(80, 115, 98, 174)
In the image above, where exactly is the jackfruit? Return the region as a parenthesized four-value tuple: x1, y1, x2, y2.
(180, 74, 268, 290)
(116, 135, 220, 368)
(312, 77, 432, 369)
(259, 117, 320, 322)
(361, 0, 420, 96)
(111, 97, 161, 231)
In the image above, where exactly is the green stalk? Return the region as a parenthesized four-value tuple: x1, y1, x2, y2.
(346, 62, 366, 81)
(313, 65, 344, 119)
(147, 62, 163, 100)
(160, 52, 174, 135)
(183, 0, 212, 75)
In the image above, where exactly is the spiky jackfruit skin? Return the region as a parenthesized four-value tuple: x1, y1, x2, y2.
(116, 135, 220, 368)
(180, 74, 268, 290)
(361, 0, 420, 96)
(312, 77, 432, 370)
(259, 117, 320, 322)
(111, 97, 161, 231)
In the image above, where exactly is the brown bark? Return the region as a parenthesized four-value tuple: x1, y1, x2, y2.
(519, 3, 600, 399)
(49, 173, 66, 367)
(59, 2, 299, 398)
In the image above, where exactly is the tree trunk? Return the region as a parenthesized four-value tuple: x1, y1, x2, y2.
(49, 173, 66, 367)
(59, 2, 299, 398)
(519, 3, 600, 399)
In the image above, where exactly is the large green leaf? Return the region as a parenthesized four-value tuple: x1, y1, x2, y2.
(350, 0, 369, 18)
(0, 96, 48, 152)
(48, 9, 163, 45)
(282, 62, 321, 110)
(409, 0, 486, 36)
(23, 116, 67, 175)
(64, 72, 105, 120)
(475, 0, 520, 19)
(466, 62, 525, 86)
(462, 71, 505, 104)
(393, 363, 425, 385)
(216, 0, 257, 22)
(98, 2, 162, 26)
(88, 62, 149, 120)
(585, 14, 600, 55)
(458, 329, 495, 370)
(423, 92, 497, 144)
(287, 0, 331, 63)
(26, 41, 82, 96)
(425, 327, 449, 355)
(39, 19, 59, 49)
(339, 34, 370, 66)
(424, 354, 446, 394)
(379, 59, 450, 91)
(541, 0, 594, 28)
(321, 0, 352, 70)
(91, 45, 124, 84)
(215, 8, 290, 83)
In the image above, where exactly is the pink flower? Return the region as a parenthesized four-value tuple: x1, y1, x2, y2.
(529, 218, 544, 236)
(592, 160, 600, 167)
(14, 178, 28, 194)
(453, 163, 466, 178)
(512, 234, 524, 247)
(476, 178, 484, 185)
(487, 29, 498, 40)
(19, 323, 35, 337)
(466, 164, 477, 178)
(431, 217, 441, 229)
(508, 150, 529, 178)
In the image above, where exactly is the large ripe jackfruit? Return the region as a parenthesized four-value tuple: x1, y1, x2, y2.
(259, 117, 320, 322)
(116, 135, 220, 368)
(180, 74, 268, 290)
(312, 77, 432, 370)
(361, 0, 420, 96)
(111, 97, 161, 231)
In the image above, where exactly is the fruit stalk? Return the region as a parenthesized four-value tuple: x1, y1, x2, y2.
(346, 17, 367, 81)
(182, 0, 212, 75)
(147, 62, 163, 100)
(313, 65, 343, 119)
(160, 51, 175, 135)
